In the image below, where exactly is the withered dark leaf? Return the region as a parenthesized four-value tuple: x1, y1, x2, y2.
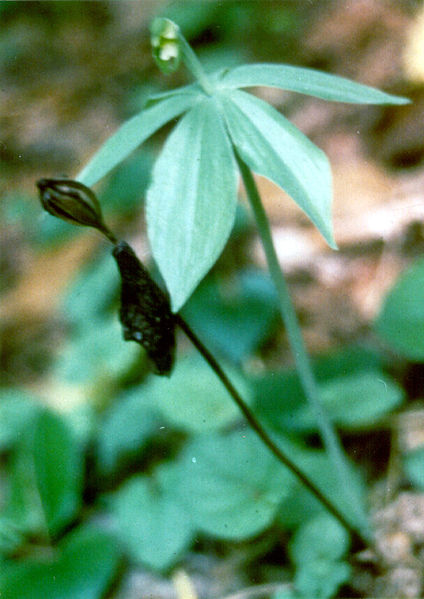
(112, 241, 175, 376)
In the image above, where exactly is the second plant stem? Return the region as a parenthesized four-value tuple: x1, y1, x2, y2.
(235, 150, 371, 540)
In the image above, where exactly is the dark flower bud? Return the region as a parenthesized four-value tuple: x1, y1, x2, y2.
(112, 241, 175, 376)
(36, 178, 116, 243)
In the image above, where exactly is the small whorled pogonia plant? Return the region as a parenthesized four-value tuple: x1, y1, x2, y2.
(74, 18, 409, 546)
(78, 18, 408, 312)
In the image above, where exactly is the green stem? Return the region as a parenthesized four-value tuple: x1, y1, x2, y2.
(177, 30, 215, 96)
(175, 314, 367, 549)
(234, 150, 371, 539)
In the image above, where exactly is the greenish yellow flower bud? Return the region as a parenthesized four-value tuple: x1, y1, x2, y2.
(150, 18, 181, 74)
(36, 178, 116, 242)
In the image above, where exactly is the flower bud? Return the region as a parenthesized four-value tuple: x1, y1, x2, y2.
(150, 18, 181, 74)
(112, 240, 175, 376)
(36, 178, 116, 242)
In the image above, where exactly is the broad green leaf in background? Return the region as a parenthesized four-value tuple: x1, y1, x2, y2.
(375, 258, 424, 361)
(61, 249, 118, 329)
(175, 430, 292, 540)
(289, 514, 351, 599)
(182, 268, 279, 363)
(272, 591, 297, 599)
(96, 391, 160, 475)
(219, 63, 410, 105)
(221, 89, 335, 248)
(0, 390, 39, 451)
(111, 464, 193, 571)
(310, 344, 384, 380)
(54, 316, 139, 385)
(250, 347, 391, 434)
(404, 447, 424, 490)
(31, 410, 82, 536)
(98, 148, 154, 213)
(294, 559, 351, 599)
(77, 87, 201, 187)
(1, 410, 82, 545)
(2, 436, 46, 539)
(66, 403, 96, 449)
(0, 526, 120, 599)
(141, 353, 250, 433)
(294, 371, 404, 432)
(0, 515, 23, 555)
(289, 513, 350, 565)
(278, 447, 366, 531)
(147, 96, 238, 311)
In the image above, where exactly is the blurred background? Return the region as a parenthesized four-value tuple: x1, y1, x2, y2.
(2, 1, 424, 598)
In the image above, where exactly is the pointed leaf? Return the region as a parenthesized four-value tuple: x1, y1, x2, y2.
(77, 87, 201, 187)
(222, 89, 335, 247)
(0, 526, 120, 599)
(219, 63, 410, 105)
(32, 410, 82, 536)
(147, 96, 238, 311)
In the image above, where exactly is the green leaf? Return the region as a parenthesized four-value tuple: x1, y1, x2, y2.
(32, 410, 82, 536)
(142, 353, 250, 433)
(2, 438, 46, 538)
(175, 430, 292, 540)
(61, 249, 118, 329)
(111, 464, 193, 571)
(221, 89, 336, 248)
(278, 447, 366, 530)
(251, 346, 385, 434)
(295, 560, 351, 599)
(0, 390, 39, 451)
(0, 526, 120, 599)
(54, 316, 139, 385)
(77, 87, 201, 187)
(289, 513, 351, 599)
(147, 96, 238, 311)
(404, 447, 424, 490)
(183, 268, 279, 363)
(219, 63, 410, 105)
(289, 514, 350, 565)
(294, 371, 404, 431)
(375, 258, 424, 361)
(96, 392, 160, 475)
(0, 516, 23, 555)
(98, 148, 154, 213)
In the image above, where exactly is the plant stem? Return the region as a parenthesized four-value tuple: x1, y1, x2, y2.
(234, 150, 371, 539)
(175, 314, 368, 549)
(177, 30, 215, 96)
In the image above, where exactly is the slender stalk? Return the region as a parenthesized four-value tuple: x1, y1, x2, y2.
(175, 314, 368, 549)
(177, 30, 215, 96)
(234, 150, 371, 538)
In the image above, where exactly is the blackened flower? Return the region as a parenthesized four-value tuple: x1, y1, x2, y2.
(112, 240, 175, 376)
